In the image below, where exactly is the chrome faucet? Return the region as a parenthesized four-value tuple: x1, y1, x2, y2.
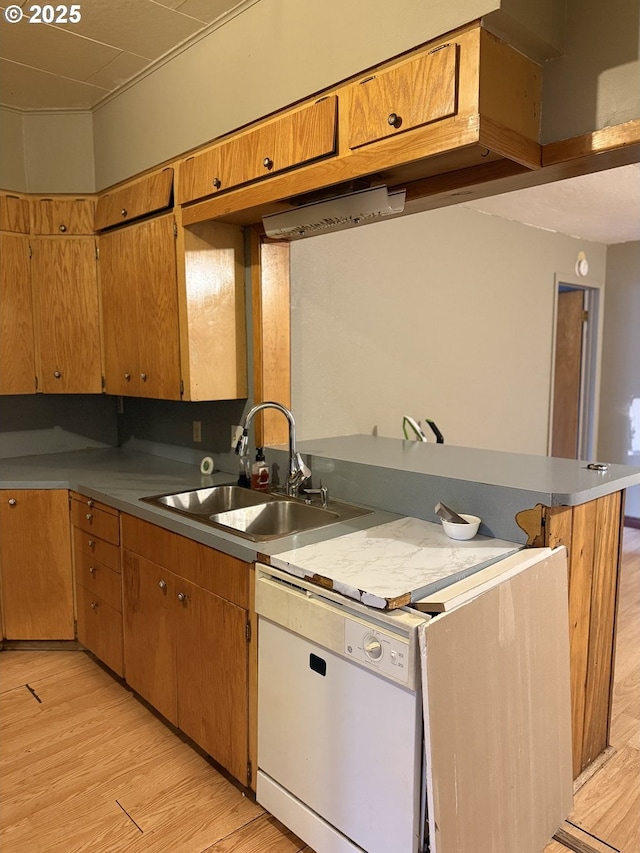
(235, 402, 311, 496)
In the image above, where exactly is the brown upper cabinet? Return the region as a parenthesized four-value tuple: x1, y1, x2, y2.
(0, 231, 36, 394)
(31, 196, 95, 235)
(348, 42, 458, 149)
(178, 95, 338, 205)
(94, 167, 174, 231)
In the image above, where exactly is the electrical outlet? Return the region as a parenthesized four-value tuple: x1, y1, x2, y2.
(231, 424, 243, 449)
(192, 420, 202, 443)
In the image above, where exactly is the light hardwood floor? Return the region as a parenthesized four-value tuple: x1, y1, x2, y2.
(1, 529, 638, 853)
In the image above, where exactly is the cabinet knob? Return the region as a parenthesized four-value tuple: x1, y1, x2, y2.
(387, 112, 402, 128)
(212, 177, 221, 189)
(158, 580, 167, 590)
(89, 566, 96, 574)
(85, 512, 93, 521)
(124, 372, 131, 381)
(140, 373, 147, 382)
(87, 499, 94, 508)
(88, 539, 95, 548)
(8, 498, 16, 506)
(177, 592, 187, 603)
(263, 157, 273, 170)
(54, 370, 61, 379)
(59, 223, 67, 233)
(90, 601, 99, 610)
(120, 208, 127, 217)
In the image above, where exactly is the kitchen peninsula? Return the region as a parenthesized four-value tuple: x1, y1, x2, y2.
(1, 435, 639, 786)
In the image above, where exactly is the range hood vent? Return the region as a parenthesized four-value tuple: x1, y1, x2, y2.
(262, 185, 406, 240)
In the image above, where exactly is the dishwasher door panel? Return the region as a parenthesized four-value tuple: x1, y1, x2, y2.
(258, 618, 422, 853)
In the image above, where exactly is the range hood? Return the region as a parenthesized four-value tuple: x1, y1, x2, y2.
(262, 185, 406, 240)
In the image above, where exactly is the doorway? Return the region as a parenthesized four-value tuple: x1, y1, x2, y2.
(549, 279, 603, 460)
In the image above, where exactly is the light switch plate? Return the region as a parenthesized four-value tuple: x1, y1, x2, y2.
(231, 425, 243, 448)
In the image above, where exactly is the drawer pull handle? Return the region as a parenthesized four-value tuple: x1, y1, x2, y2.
(212, 177, 221, 189)
(158, 580, 167, 590)
(89, 566, 96, 574)
(90, 601, 99, 610)
(387, 112, 402, 128)
(177, 592, 187, 603)
(54, 370, 61, 379)
(120, 208, 127, 217)
(263, 157, 273, 170)
(124, 372, 131, 381)
(8, 498, 16, 506)
(140, 372, 147, 382)
(88, 539, 95, 548)
(86, 512, 93, 521)
(59, 224, 67, 232)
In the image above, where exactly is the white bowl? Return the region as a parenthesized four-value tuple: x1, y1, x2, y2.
(441, 513, 481, 540)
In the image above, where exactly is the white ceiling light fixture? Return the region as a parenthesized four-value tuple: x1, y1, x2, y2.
(262, 186, 406, 240)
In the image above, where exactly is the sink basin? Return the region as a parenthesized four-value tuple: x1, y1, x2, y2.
(211, 500, 340, 540)
(141, 484, 372, 541)
(142, 485, 273, 517)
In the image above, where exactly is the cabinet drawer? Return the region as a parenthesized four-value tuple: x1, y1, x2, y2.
(348, 43, 458, 149)
(95, 168, 174, 231)
(71, 499, 120, 544)
(30, 197, 95, 235)
(76, 582, 124, 677)
(73, 527, 120, 572)
(179, 96, 337, 204)
(75, 551, 122, 611)
(0, 194, 30, 233)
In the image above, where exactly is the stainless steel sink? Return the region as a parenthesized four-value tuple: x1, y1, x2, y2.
(142, 485, 273, 517)
(141, 484, 372, 541)
(210, 500, 340, 539)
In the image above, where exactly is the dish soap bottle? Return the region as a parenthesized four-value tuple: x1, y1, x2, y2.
(251, 447, 270, 491)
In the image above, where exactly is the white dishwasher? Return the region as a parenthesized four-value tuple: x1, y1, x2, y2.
(255, 563, 428, 853)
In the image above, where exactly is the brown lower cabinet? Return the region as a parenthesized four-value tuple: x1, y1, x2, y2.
(0, 489, 73, 640)
(121, 514, 251, 786)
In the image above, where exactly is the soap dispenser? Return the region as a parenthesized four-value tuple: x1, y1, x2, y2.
(251, 447, 270, 491)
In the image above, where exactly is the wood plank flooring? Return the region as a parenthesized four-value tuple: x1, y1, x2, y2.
(1, 528, 638, 853)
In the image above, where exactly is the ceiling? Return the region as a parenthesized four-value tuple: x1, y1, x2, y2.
(1, 0, 638, 245)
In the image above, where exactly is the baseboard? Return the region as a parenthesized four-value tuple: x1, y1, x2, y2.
(624, 515, 640, 529)
(573, 746, 616, 792)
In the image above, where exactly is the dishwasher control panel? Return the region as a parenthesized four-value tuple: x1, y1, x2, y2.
(344, 618, 411, 684)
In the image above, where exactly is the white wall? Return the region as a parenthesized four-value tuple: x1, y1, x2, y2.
(289, 206, 607, 453)
(598, 241, 640, 518)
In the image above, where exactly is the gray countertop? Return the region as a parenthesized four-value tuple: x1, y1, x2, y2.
(0, 447, 397, 563)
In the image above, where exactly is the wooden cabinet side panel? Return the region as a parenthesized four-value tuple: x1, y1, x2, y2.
(0, 233, 36, 394)
(0, 490, 73, 640)
(580, 491, 622, 769)
(31, 237, 102, 393)
(252, 236, 291, 447)
(177, 581, 248, 784)
(182, 220, 247, 400)
(122, 550, 178, 724)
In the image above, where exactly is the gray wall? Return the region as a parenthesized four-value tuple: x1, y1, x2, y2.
(289, 205, 607, 454)
(598, 241, 640, 518)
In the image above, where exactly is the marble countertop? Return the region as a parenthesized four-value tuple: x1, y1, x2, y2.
(270, 515, 521, 609)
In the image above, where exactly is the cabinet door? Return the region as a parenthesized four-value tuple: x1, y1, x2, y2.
(177, 578, 249, 783)
(31, 236, 102, 393)
(0, 490, 73, 640)
(76, 582, 124, 676)
(122, 550, 178, 725)
(348, 43, 458, 149)
(0, 233, 36, 394)
(31, 197, 95, 235)
(94, 168, 173, 231)
(0, 194, 30, 232)
(420, 548, 572, 853)
(99, 215, 181, 399)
